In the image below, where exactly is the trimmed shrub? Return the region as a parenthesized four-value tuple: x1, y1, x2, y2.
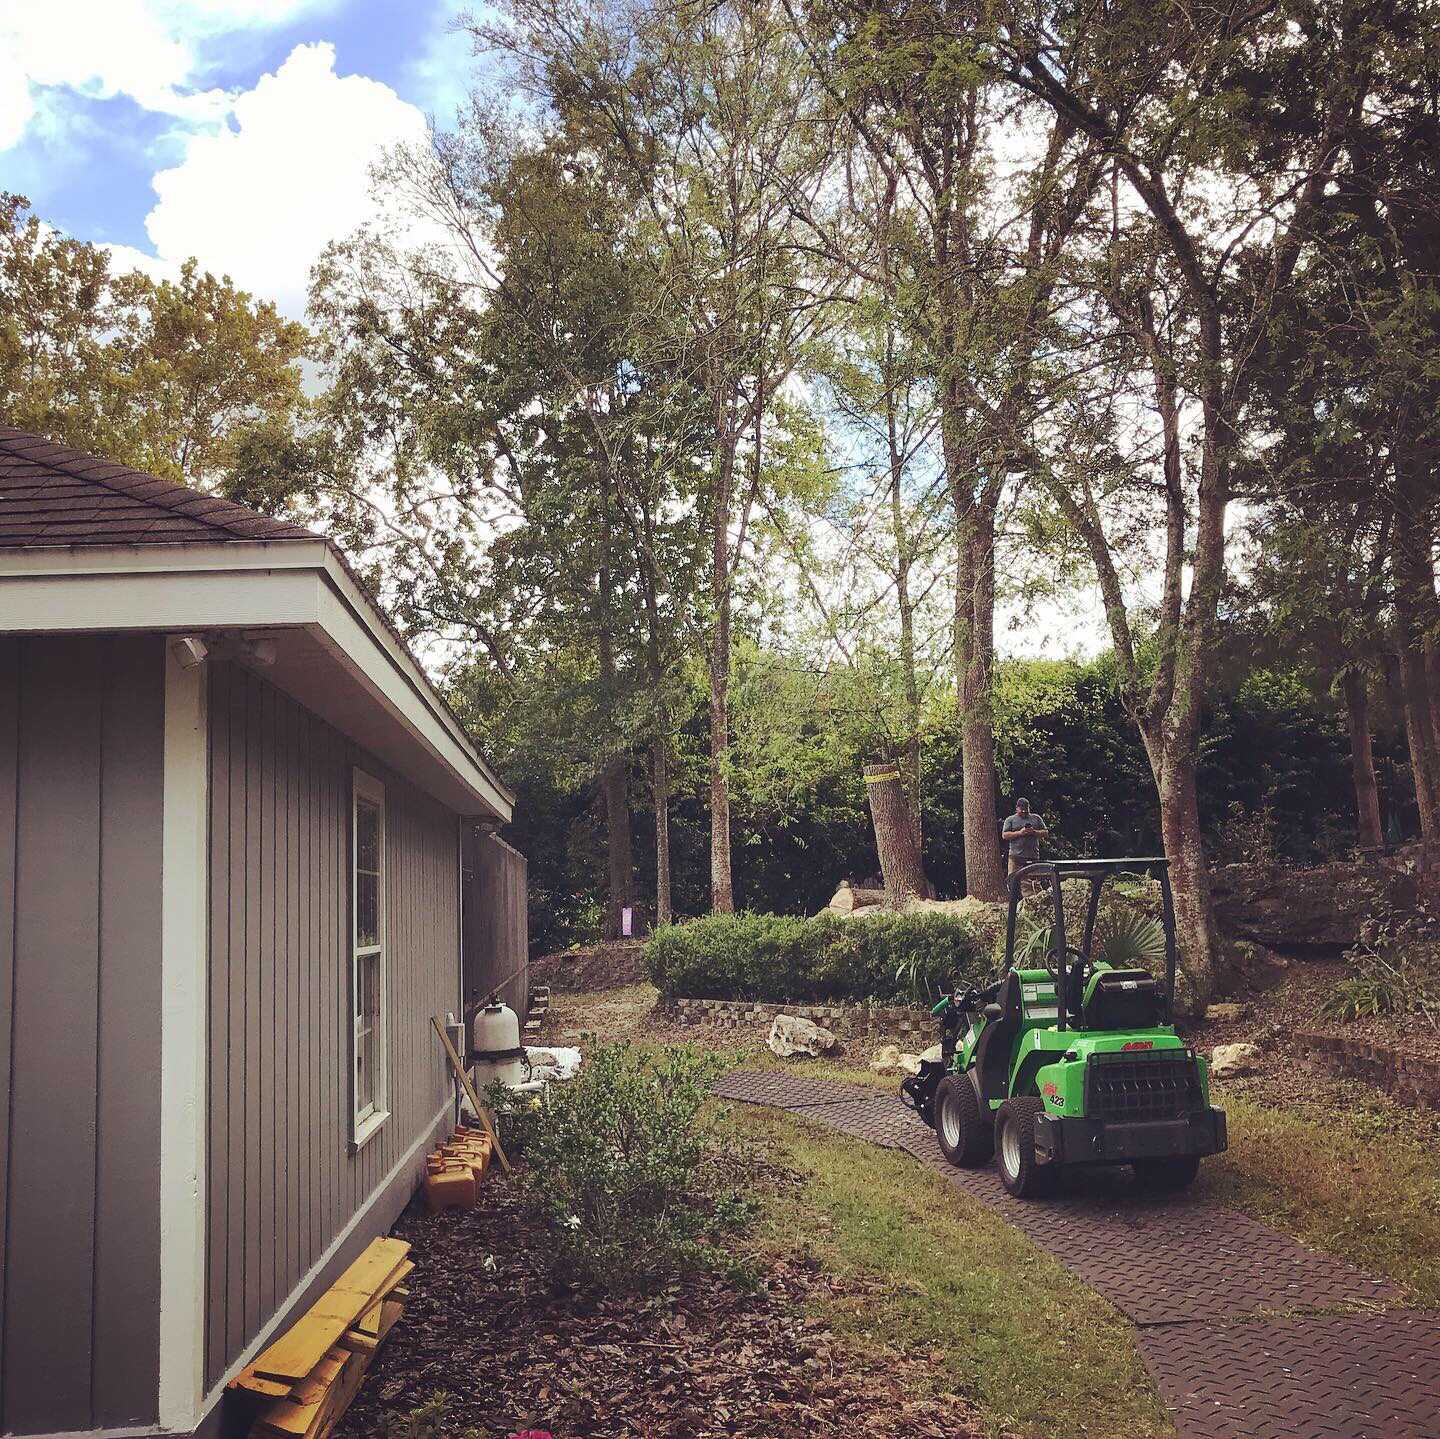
(644, 910, 992, 1004)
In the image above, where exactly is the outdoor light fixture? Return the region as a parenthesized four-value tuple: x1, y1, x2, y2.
(170, 635, 208, 668)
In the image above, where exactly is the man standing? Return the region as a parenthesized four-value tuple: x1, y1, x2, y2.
(1001, 796, 1048, 878)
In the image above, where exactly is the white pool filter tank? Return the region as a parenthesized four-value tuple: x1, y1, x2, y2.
(470, 994, 528, 1088)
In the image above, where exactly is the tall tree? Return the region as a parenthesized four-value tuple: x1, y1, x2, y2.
(781, 0, 1105, 900)
(990, 0, 1370, 999)
(473, 0, 832, 912)
(0, 192, 310, 491)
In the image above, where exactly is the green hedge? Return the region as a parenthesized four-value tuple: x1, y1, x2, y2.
(643, 910, 993, 1005)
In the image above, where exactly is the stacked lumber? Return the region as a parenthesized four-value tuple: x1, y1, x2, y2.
(228, 1237, 412, 1439)
(423, 1126, 494, 1213)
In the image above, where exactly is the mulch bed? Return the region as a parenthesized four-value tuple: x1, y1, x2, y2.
(334, 1174, 981, 1439)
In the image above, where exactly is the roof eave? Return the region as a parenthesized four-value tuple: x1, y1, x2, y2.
(0, 539, 514, 820)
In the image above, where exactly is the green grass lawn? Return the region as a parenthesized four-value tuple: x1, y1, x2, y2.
(738, 1105, 1174, 1439)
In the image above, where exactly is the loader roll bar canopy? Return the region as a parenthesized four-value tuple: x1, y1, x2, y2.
(1003, 858, 1177, 1031)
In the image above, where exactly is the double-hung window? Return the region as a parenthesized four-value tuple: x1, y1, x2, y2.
(351, 768, 388, 1146)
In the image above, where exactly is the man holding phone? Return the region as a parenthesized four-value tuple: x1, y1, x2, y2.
(1001, 796, 1048, 878)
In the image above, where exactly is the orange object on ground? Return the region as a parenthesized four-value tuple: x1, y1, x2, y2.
(424, 1163, 477, 1213)
(440, 1137, 492, 1180)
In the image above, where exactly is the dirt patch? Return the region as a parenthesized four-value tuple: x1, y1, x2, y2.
(532, 941, 648, 992)
(335, 1171, 982, 1439)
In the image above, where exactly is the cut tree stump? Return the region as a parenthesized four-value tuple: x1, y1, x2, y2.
(863, 761, 929, 903)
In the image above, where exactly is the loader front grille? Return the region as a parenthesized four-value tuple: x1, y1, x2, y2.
(1084, 1049, 1203, 1124)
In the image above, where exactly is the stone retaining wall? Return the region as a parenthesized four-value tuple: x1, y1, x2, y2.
(665, 995, 934, 1040)
(1295, 1030, 1440, 1113)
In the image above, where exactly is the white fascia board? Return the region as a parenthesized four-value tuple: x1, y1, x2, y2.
(0, 542, 513, 820)
(315, 550, 513, 816)
(0, 557, 323, 630)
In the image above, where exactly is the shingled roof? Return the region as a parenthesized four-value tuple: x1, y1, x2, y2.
(0, 427, 321, 547)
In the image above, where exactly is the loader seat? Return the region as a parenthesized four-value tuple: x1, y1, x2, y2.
(974, 971, 1024, 1102)
(1081, 969, 1164, 1031)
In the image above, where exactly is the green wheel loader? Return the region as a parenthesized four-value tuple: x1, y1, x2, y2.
(900, 858, 1226, 1198)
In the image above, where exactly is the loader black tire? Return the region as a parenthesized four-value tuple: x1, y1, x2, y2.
(1134, 1155, 1201, 1191)
(995, 1096, 1058, 1199)
(934, 1074, 994, 1167)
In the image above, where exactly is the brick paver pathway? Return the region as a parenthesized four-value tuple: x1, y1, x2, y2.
(714, 1069, 1440, 1439)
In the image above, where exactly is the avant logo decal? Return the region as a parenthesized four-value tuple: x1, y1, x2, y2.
(1042, 1081, 1063, 1105)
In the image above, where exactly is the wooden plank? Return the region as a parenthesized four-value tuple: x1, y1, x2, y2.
(252, 1296, 364, 1386)
(338, 1295, 404, 1356)
(230, 1368, 293, 1400)
(250, 1239, 409, 1383)
(431, 1016, 511, 1172)
(331, 1237, 409, 1297)
(253, 1348, 356, 1439)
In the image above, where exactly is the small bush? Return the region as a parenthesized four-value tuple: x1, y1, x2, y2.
(520, 1040, 743, 1292)
(482, 1079, 543, 1158)
(1320, 973, 1398, 1023)
(1324, 904, 1440, 1028)
(644, 910, 992, 1003)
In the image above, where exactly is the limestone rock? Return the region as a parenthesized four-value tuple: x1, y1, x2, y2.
(768, 1013, 838, 1059)
(1211, 862, 1417, 953)
(1210, 1042, 1262, 1078)
(894, 1042, 943, 1077)
(1205, 1002, 1248, 1023)
(869, 1044, 903, 1074)
(1226, 940, 1291, 992)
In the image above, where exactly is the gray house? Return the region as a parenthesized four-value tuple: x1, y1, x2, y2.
(0, 428, 518, 1438)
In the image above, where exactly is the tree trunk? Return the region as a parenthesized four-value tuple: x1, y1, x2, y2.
(864, 760, 929, 903)
(596, 480, 632, 941)
(1341, 668, 1385, 851)
(885, 327, 924, 853)
(602, 756, 633, 941)
(710, 512, 735, 914)
(1393, 447, 1440, 871)
(954, 501, 1005, 901)
(652, 736, 672, 927)
(1154, 741, 1220, 1014)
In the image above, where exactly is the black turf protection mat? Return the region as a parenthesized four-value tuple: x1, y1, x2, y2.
(721, 1071, 1402, 1325)
(1138, 1309, 1440, 1439)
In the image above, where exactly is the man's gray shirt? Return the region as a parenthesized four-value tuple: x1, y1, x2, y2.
(1003, 812, 1045, 859)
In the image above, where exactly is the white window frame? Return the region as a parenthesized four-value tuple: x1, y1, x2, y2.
(351, 767, 390, 1148)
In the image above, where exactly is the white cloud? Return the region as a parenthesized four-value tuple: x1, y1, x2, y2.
(0, 0, 335, 150)
(140, 42, 430, 316)
(0, 46, 34, 150)
(103, 242, 183, 286)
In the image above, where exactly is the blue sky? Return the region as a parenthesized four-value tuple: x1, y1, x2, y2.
(0, 1, 483, 315)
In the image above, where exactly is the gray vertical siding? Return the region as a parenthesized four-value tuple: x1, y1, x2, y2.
(0, 635, 165, 1433)
(463, 829, 530, 1018)
(205, 662, 461, 1388)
